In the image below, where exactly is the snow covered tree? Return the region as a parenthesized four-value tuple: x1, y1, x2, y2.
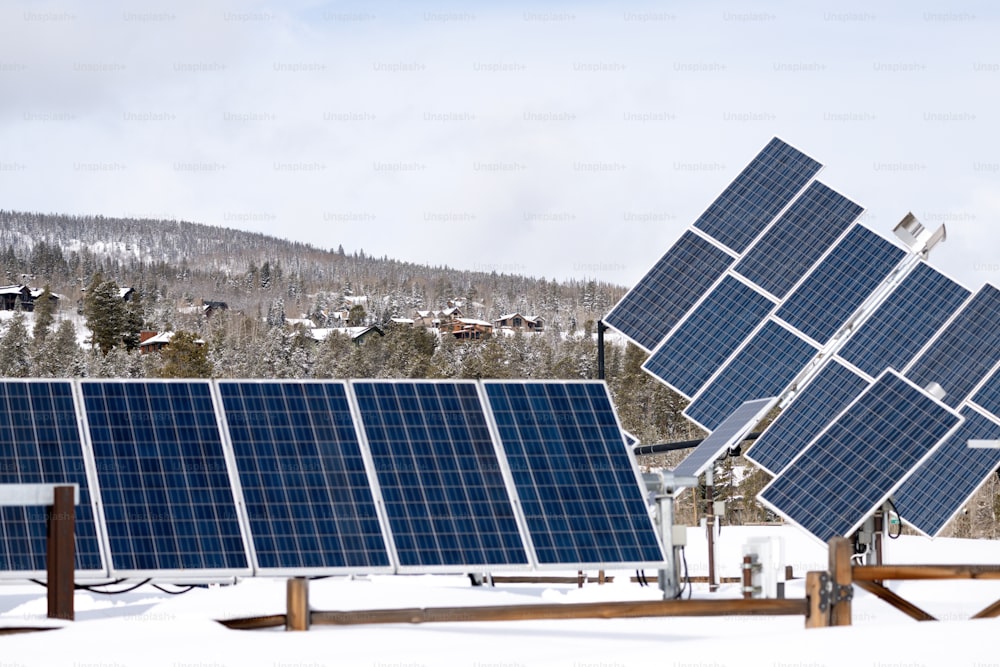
(156, 331, 212, 378)
(0, 313, 32, 377)
(31, 286, 56, 343)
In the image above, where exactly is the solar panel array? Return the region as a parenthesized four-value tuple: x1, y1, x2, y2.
(606, 136, 1000, 543)
(673, 398, 775, 479)
(0, 379, 662, 579)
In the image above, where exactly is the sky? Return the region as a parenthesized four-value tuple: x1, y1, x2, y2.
(1, 1, 999, 292)
(3, 526, 1000, 666)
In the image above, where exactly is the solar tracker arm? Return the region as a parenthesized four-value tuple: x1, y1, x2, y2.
(632, 433, 760, 457)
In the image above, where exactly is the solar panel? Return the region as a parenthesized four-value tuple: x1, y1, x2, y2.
(893, 406, 1000, 537)
(693, 137, 822, 254)
(351, 381, 529, 571)
(217, 381, 392, 574)
(775, 225, 907, 345)
(483, 381, 665, 568)
(836, 262, 971, 379)
(971, 365, 1000, 419)
(759, 370, 962, 544)
(604, 230, 735, 351)
(642, 276, 776, 398)
(80, 380, 251, 576)
(0, 380, 105, 577)
(734, 181, 862, 299)
(905, 284, 1000, 407)
(684, 320, 819, 431)
(746, 359, 871, 476)
(673, 398, 776, 479)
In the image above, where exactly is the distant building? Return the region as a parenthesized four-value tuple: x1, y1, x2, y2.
(178, 299, 229, 317)
(443, 317, 493, 340)
(493, 313, 543, 333)
(0, 285, 60, 312)
(309, 325, 385, 344)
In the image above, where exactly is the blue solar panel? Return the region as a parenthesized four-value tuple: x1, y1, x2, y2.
(81, 381, 250, 574)
(352, 381, 529, 570)
(746, 359, 871, 476)
(693, 137, 822, 253)
(837, 263, 971, 379)
(218, 381, 391, 573)
(893, 406, 1000, 537)
(673, 398, 775, 479)
(759, 371, 962, 543)
(483, 381, 665, 567)
(685, 321, 819, 431)
(775, 225, 907, 345)
(643, 276, 776, 398)
(971, 366, 1000, 419)
(604, 230, 734, 351)
(734, 181, 862, 298)
(905, 284, 1000, 408)
(0, 380, 105, 576)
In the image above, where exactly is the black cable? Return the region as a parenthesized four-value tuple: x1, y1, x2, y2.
(33, 578, 152, 594)
(152, 584, 195, 595)
(886, 498, 903, 539)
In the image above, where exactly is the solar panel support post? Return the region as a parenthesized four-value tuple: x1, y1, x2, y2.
(47, 486, 75, 621)
(705, 468, 718, 593)
(286, 577, 310, 631)
(596, 320, 607, 380)
(655, 490, 680, 599)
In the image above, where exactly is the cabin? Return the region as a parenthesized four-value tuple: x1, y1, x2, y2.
(493, 313, 544, 333)
(139, 331, 205, 354)
(0, 285, 60, 312)
(443, 317, 493, 340)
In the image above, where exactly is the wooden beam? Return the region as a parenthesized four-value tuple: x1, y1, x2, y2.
(853, 580, 936, 622)
(971, 598, 1000, 619)
(853, 565, 1000, 581)
(286, 578, 309, 631)
(218, 615, 287, 630)
(828, 537, 853, 627)
(47, 486, 75, 621)
(804, 571, 829, 629)
(308, 598, 807, 627)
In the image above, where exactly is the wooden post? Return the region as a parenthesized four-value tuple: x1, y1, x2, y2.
(828, 537, 853, 627)
(577, 570, 584, 588)
(742, 555, 753, 599)
(46, 486, 75, 621)
(286, 577, 310, 631)
(804, 571, 829, 628)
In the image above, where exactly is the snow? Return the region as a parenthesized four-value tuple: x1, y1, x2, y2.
(3, 526, 999, 666)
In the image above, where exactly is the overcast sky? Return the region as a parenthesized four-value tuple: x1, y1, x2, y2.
(2, 0, 999, 293)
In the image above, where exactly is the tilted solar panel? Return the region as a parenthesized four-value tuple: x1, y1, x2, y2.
(684, 320, 819, 431)
(893, 406, 1000, 537)
(642, 276, 776, 398)
(0, 380, 105, 577)
(746, 359, 871, 476)
(217, 381, 392, 574)
(80, 380, 251, 576)
(775, 225, 907, 346)
(759, 370, 962, 544)
(905, 284, 1000, 408)
(483, 381, 665, 568)
(673, 397, 776, 479)
(837, 262, 971, 380)
(604, 230, 734, 352)
(734, 181, 862, 299)
(693, 137, 822, 254)
(971, 364, 1000, 419)
(352, 381, 530, 571)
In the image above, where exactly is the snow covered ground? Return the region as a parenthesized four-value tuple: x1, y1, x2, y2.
(3, 525, 999, 666)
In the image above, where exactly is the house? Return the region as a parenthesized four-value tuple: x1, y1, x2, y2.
(119, 287, 136, 301)
(178, 299, 229, 317)
(413, 306, 462, 328)
(493, 313, 544, 333)
(0, 285, 32, 311)
(139, 330, 205, 354)
(443, 317, 493, 340)
(309, 325, 385, 344)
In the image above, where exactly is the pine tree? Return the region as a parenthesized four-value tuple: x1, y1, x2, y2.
(33, 319, 83, 377)
(32, 285, 56, 343)
(82, 274, 126, 354)
(156, 331, 213, 378)
(0, 313, 32, 377)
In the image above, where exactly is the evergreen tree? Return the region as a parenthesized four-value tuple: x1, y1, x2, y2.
(33, 320, 83, 377)
(32, 286, 56, 343)
(156, 331, 213, 378)
(0, 313, 32, 377)
(82, 274, 127, 354)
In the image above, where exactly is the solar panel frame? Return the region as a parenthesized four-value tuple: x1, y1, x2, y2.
(672, 397, 777, 479)
(692, 136, 823, 254)
(215, 380, 395, 576)
(603, 230, 736, 352)
(758, 370, 963, 545)
(746, 358, 871, 477)
(642, 275, 777, 399)
(892, 404, 1000, 537)
(684, 319, 821, 432)
(733, 181, 863, 299)
(836, 261, 971, 381)
(904, 284, 1000, 408)
(78, 379, 253, 579)
(774, 225, 909, 347)
(481, 380, 667, 571)
(349, 379, 534, 574)
(0, 379, 109, 579)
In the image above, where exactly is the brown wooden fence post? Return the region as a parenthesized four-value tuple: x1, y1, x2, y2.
(286, 577, 310, 631)
(829, 537, 853, 627)
(47, 486, 75, 621)
(804, 571, 829, 628)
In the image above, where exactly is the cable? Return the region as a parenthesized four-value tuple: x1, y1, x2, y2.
(885, 498, 903, 539)
(152, 584, 195, 595)
(32, 578, 153, 594)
